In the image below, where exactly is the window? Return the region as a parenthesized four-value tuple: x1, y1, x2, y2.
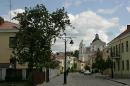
(117, 61, 120, 71)
(126, 41, 128, 52)
(9, 37, 16, 48)
(119, 44, 120, 56)
(110, 47, 113, 57)
(122, 43, 124, 53)
(122, 60, 124, 70)
(126, 60, 129, 71)
(113, 62, 116, 71)
(113, 46, 115, 56)
(116, 45, 118, 56)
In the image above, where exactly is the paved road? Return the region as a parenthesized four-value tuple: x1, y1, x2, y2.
(43, 73, 128, 86)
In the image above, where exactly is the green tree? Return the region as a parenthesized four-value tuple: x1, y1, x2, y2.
(12, 4, 71, 71)
(0, 16, 4, 25)
(105, 57, 112, 69)
(73, 50, 79, 59)
(70, 63, 77, 72)
(93, 49, 105, 72)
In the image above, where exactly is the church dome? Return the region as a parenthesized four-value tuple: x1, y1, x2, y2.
(92, 34, 100, 43)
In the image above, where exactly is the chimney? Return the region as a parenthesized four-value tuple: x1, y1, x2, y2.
(127, 25, 130, 30)
(0, 17, 4, 25)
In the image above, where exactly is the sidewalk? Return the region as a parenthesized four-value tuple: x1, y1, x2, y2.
(37, 74, 69, 86)
(108, 78, 130, 85)
(38, 73, 83, 86)
(37, 73, 130, 86)
(43, 73, 79, 86)
(94, 73, 130, 85)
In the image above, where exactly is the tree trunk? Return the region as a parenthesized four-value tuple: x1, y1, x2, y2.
(46, 68, 49, 82)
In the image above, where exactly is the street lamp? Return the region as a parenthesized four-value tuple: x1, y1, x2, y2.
(109, 47, 114, 78)
(63, 33, 74, 84)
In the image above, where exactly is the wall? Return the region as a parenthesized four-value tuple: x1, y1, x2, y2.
(0, 32, 15, 63)
(109, 34, 130, 78)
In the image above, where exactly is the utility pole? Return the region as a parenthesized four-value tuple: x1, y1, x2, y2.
(64, 33, 67, 84)
(9, 0, 12, 22)
(62, 33, 74, 84)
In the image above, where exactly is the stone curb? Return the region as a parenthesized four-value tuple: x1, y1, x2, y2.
(103, 77, 128, 85)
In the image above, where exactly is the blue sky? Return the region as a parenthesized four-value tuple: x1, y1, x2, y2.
(0, 0, 130, 52)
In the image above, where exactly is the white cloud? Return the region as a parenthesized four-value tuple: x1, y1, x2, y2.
(126, 7, 130, 13)
(97, 8, 116, 14)
(2, 9, 24, 23)
(119, 25, 126, 33)
(97, 5, 122, 14)
(64, 0, 87, 8)
(52, 10, 119, 52)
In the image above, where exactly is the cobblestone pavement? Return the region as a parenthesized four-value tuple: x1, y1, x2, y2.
(41, 73, 129, 86)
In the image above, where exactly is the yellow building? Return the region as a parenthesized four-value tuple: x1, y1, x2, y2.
(108, 25, 130, 78)
(0, 19, 26, 80)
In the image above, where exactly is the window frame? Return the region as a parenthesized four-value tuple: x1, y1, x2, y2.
(9, 37, 16, 48)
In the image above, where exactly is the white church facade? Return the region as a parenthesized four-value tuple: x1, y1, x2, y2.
(79, 34, 106, 71)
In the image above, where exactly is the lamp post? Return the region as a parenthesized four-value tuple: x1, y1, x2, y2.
(63, 33, 74, 84)
(109, 47, 113, 78)
(111, 58, 113, 78)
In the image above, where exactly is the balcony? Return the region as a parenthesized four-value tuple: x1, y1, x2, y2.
(111, 55, 121, 59)
(111, 56, 120, 59)
(110, 52, 120, 59)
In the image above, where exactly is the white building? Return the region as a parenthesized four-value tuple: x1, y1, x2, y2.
(78, 34, 106, 71)
(90, 34, 106, 52)
(67, 56, 76, 69)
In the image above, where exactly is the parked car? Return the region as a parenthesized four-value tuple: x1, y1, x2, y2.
(79, 70, 85, 73)
(84, 70, 91, 75)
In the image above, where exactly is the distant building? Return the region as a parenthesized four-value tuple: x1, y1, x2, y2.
(79, 40, 91, 70)
(89, 34, 106, 71)
(54, 52, 65, 73)
(90, 34, 106, 52)
(55, 52, 77, 73)
(108, 25, 130, 78)
(78, 34, 106, 71)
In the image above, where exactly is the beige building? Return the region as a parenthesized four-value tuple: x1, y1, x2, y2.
(55, 52, 77, 73)
(102, 47, 110, 61)
(55, 52, 65, 73)
(0, 19, 26, 80)
(108, 25, 130, 78)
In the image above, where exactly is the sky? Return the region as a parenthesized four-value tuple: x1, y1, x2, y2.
(1, 0, 130, 52)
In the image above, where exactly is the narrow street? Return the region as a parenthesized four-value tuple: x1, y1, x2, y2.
(43, 73, 128, 86)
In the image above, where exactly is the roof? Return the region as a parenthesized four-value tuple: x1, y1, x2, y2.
(55, 52, 65, 59)
(115, 25, 130, 39)
(0, 21, 18, 30)
(110, 25, 130, 43)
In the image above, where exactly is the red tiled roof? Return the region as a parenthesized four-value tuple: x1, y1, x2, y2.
(0, 21, 18, 29)
(54, 52, 65, 59)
